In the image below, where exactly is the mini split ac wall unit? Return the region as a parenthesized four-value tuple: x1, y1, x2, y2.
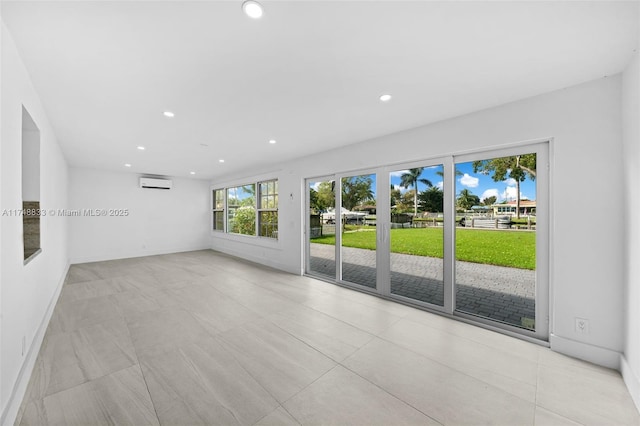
(139, 177, 173, 190)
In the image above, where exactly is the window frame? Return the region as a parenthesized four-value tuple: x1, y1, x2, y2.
(211, 179, 279, 240)
(212, 188, 225, 232)
(258, 180, 278, 238)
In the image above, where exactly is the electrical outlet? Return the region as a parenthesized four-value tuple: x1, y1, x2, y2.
(575, 317, 589, 334)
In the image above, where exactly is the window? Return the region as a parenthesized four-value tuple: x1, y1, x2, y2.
(213, 179, 278, 239)
(258, 180, 278, 238)
(212, 189, 225, 231)
(227, 184, 256, 236)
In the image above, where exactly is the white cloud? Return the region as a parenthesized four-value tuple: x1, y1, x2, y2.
(504, 177, 517, 186)
(436, 181, 443, 190)
(390, 170, 409, 177)
(502, 186, 527, 201)
(459, 173, 479, 188)
(480, 188, 499, 202)
(310, 182, 321, 191)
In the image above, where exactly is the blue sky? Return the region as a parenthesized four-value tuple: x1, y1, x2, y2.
(309, 161, 536, 203)
(390, 162, 536, 202)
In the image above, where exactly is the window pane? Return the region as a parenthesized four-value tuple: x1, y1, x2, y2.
(308, 179, 336, 279)
(259, 180, 278, 209)
(455, 153, 537, 330)
(227, 184, 256, 236)
(259, 211, 278, 238)
(389, 165, 444, 306)
(214, 189, 224, 209)
(340, 173, 376, 288)
(213, 211, 224, 231)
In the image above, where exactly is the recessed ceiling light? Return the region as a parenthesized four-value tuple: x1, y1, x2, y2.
(242, 0, 263, 19)
(137, 146, 145, 150)
(163, 111, 175, 118)
(219, 159, 225, 163)
(269, 139, 277, 144)
(124, 163, 132, 167)
(190, 171, 196, 175)
(379, 94, 392, 102)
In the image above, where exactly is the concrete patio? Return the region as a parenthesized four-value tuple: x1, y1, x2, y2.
(309, 243, 536, 329)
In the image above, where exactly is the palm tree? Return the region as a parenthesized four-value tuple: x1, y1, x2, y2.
(400, 168, 432, 215)
(457, 189, 480, 211)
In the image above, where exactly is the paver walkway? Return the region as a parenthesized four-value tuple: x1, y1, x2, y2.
(309, 243, 535, 329)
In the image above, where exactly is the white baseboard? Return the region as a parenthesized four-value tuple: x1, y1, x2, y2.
(1, 261, 69, 426)
(550, 333, 621, 370)
(621, 355, 640, 413)
(70, 244, 212, 264)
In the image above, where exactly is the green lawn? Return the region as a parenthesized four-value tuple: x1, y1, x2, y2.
(312, 227, 535, 270)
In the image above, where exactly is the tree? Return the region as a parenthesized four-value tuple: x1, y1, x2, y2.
(483, 195, 497, 206)
(309, 188, 324, 213)
(457, 189, 480, 211)
(400, 168, 433, 215)
(316, 181, 335, 210)
(390, 185, 402, 209)
(472, 154, 536, 219)
(418, 186, 444, 213)
(231, 205, 256, 235)
(341, 176, 374, 210)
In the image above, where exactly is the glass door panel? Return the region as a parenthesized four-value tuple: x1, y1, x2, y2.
(340, 174, 377, 289)
(389, 165, 445, 306)
(454, 153, 537, 330)
(307, 178, 336, 279)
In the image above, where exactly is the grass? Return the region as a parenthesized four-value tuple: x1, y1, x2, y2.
(312, 227, 535, 270)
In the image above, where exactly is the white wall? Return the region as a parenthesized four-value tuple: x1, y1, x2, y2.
(69, 168, 211, 263)
(0, 22, 69, 425)
(212, 75, 625, 368)
(622, 26, 640, 411)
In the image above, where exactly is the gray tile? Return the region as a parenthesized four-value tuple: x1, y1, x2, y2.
(344, 338, 535, 425)
(534, 407, 582, 426)
(219, 320, 336, 403)
(254, 407, 300, 426)
(407, 308, 540, 363)
(207, 277, 300, 316)
(537, 363, 640, 426)
(266, 305, 373, 362)
(379, 318, 538, 402)
(20, 365, 159, 426)
(127, 307, 212, 359)
(302, 292, 403, 335)
(59, 277, 137, 303)
(110, 288, 179, 319)
(170, 284, 263, 334)
(17, 251, 640, 426)
(141, 336, 278, 425)
(25, 318, 136, 400)
(283, 365, 441, 425)
(47, 295, 124, 336)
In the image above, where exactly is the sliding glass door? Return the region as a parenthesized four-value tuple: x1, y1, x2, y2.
(339, 173, 377, 289)
(453, 146, 547, 336)
(389, 164, 445, 307)
(306, 177, 336, 280)
(305, 142, 548, 340)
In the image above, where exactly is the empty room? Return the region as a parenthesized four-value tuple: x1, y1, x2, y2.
(1, 1, 640, 425)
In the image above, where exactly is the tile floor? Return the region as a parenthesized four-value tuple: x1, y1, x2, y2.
(14, 250, 640, 426)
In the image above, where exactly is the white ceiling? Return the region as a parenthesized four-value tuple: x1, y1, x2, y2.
(2, 1, 638, 180)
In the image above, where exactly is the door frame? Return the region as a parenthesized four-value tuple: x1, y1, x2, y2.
(304, 140, 550, 341)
